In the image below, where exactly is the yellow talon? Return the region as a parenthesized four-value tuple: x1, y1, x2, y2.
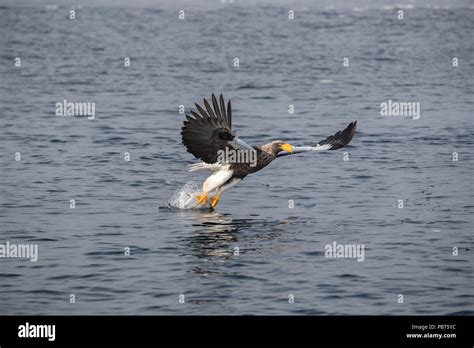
(196, 193, 208, 205)
(211, 194, 220, 208)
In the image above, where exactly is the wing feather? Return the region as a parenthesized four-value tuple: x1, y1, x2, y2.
(181, 94, 238, 164)
(227, 100, 232, 128)
(316, 121, 357, 150)
(204, 98, 217, 119)
(276, 121, 357, 157)
(212, 94, 222, 124)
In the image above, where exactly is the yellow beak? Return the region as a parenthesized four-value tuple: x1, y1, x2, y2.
(281, 143, 294, 153)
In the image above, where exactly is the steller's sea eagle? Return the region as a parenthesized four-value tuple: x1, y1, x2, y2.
(181, 94, 357, 208)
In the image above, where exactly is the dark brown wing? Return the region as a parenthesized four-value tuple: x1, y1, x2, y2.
(276, 121, 357, 157)
(316, 121, 357, 150)
(181, 94, 235, 164)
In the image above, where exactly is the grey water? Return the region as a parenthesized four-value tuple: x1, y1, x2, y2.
(0, 0, 473, 315)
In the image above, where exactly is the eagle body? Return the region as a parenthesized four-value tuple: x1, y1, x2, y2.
(229, 146, 276, 179)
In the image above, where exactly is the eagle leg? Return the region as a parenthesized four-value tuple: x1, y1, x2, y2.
(196, 193, 208, 205)
(211, 194, 221, 208)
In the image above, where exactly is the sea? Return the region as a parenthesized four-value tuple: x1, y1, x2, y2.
(0, 0, 473, 314)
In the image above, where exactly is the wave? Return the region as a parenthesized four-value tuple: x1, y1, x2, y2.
(168, 181, 211, 210)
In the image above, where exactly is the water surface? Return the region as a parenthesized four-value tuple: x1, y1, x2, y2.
(0, 1, 473, 315)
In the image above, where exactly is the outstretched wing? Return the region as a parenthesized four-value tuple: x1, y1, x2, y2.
(315, 121, 357, 150)
(182, 94, 252, 164)
(277, 121, 357, 157)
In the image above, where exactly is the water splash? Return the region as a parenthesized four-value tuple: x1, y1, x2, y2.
(168, 181, 211, 210)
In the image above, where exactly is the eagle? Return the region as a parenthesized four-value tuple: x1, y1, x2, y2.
(181, 94, 357, 208)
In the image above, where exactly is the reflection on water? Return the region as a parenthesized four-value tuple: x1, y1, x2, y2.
(168, 207, 316, 274)
(178, 210, 238, 261)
